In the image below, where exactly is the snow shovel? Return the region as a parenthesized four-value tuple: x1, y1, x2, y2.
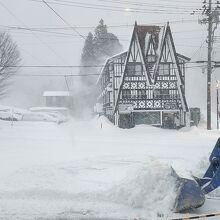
(174, 176, 205, 212)
(173, 138, 220, 212)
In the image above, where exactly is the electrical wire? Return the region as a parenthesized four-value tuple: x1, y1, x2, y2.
(0, 61, 210, 68)
(30, 0, 192, 15)
(0, 1, 69, 65)
(41, 0, 124, 62)
(96, 0, 197, 10)
(42, 0, 86, 39)
(53, 0, 194, 12)
(11, 65, 208, 78)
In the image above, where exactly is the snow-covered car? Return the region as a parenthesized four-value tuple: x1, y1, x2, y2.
(0, 105, 67, 123)
(22, 112, 67, 124)
(0, 105, 24, 121)
(0, 110, 23, 121)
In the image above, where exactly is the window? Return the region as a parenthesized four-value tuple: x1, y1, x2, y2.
(109, 63, 114, 71)
(127, 63, 142, 76)
(161, 90, 170, 99)
(154, 89, 169, 99)
(122, 89, 131, 99)
(154, 90, 160, 99)
(159, 64, 170, 75)
(137, 90, 146, 99)
(131, 90, 137, 99)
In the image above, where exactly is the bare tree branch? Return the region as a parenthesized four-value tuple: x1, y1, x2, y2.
(0, 32, 21, 99)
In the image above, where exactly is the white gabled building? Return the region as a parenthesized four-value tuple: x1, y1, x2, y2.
(43, 91, 71, 108)
(96, 22, 190, 128)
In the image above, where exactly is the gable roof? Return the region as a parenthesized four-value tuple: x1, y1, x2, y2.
(113, 22, 188, 113)
(96, 22, 189, 113)
(113, 23, 155, 113)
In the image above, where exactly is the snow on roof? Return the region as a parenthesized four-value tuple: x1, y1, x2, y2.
(107, 51, 128, 62)
(176, 53, 191, 61)
(30, 107, 68, 111)
(96, 51, 128, 84)
(43, 91, 70, 97)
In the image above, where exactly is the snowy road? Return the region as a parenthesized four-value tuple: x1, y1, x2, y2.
(0, 117, 220, 219)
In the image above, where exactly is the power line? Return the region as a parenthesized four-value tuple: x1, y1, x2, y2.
(1, 25, 130, 41)
(17, 73, 100, 76)
(31, 0, 192, 14)
(6, 65, 104, 68)
(155, 0, 201, 4)
(194, 0, 220, 130)
(0, 24, 133, 30)
(41, 0, 125, 62)
(0, 19, 198, 30)
(97, 0, 199, 10)
(54, 0, 194, 12)
(0, 62, 210, 68)
(0, 25, 206, 45)
(42, 0, 86, 39)
(190, 40, 207, 59)
(8, 65, 208, 77)
(1, 24, 204, 34)
(0, 1, 69, 65)
(41, 0, 104, 60)
(19, 48, 47, 65)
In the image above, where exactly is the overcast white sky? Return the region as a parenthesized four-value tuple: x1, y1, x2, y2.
(0, 0, 220, 109)
(0, 0, 212, 67)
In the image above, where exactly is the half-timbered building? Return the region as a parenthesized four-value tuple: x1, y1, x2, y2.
(96, 22, 190, 128)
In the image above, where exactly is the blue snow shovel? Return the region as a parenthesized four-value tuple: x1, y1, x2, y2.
(173, 138, 220, 212)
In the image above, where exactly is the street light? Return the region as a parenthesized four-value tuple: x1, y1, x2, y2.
(217, 80, 219, 129)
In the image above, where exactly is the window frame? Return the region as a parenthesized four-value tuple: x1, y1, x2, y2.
(159, 63, 170, 76)
(126, 62, 143, 76)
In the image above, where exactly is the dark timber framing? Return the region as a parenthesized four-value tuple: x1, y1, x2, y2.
(97, 22, 190, 128)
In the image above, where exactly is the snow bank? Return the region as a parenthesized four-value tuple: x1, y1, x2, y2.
(0, 105, 26, 121)
(22, 111, 67, 123)
(0, 105, 67, 123)
(107, 159, 177, 217)
(92, 115, 115, 129)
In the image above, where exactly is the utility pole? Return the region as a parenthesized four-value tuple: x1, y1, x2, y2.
(194, 0, 220, 130)
(207, 0, 213, 130)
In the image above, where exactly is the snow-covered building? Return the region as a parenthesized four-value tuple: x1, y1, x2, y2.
(96, 22, 190, 128)
(43, 91, 71, 108)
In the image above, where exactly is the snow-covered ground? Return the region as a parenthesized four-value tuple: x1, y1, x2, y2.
(0, 105, 67, 123)
(0, 116, 220, 220)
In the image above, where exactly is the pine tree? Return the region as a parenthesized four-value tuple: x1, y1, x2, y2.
(80, 32, 96, 66)
(76, 19, 123, 117)
(93, 19, 122, 62)
(80, 19, 123, 68)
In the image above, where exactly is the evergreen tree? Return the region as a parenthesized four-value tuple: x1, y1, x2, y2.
(80, 32, 96, 66)
(93, 19, 122, 62)
(80, 19, 123, 69)
(76, 19, 123, 117)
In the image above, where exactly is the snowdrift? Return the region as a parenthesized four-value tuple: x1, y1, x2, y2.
(0, 105, 67, 123)
(107, 160, 177, 217)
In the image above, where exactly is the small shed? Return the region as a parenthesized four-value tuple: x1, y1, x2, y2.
(43, 91, 71, 108)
